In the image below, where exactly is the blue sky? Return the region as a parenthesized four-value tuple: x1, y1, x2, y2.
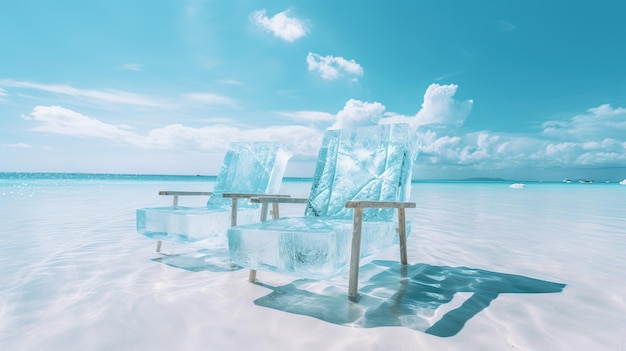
(1, 0, 626, 181)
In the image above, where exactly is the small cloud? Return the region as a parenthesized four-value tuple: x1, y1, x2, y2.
(0, 79, 164, 107)
(434, 70, 464, 82)
(216, 79, 244, 85)
(184, 93, 238, 107)
(331, 99, 385, 129)
(307, 53, 364, 81)
(121, 63, 143, 71)
(251, 9, 308, 42)
(276, 110, 336, 123)
(1, 142, 32, 148)
(498, 20, 516, 31)
(0, 87, 6, 102)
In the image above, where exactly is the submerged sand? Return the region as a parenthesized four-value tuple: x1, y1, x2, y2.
(1, 179, 624, 350)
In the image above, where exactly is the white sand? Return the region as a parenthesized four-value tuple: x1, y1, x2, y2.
(1, 179, 625, 350)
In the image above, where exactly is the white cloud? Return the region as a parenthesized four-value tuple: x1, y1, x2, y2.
(0, 80, 164, 107)
(20, 105, 324, 159)
(416, 121, 626, 171)
(251, 9, 308, 42)
(413, 84, 473, 128)
(17, 81, 626, 177)
(216, 79, 243, 85)
(1, 142, 32, 148)
(542, 104, 626, 140)
(137, 123, 323, 158)
(121, 63, 143, 71)
(276, 110, 336, 123)
(282, 83, 470, 132)
(376, 85, 626, 172)
(21, 106, 135, 140)
(184, 92, 238, 107)
(0, 87, 6, 103)
(434, 70, 464, 82)
(307, 53, 364, 80)
(331, 99, 385, 129)
(378, 84, 474, 131)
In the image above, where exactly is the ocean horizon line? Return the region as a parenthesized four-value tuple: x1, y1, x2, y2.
(1, 171, 623, 184)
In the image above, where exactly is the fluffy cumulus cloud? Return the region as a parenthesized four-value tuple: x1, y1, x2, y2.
(307, 53, 364, 80)
(250, 9, 308, 42)
(294, 84, 626, 173)
(414, 84, 473, 128)
(379, 84, 473, 130)
(331, 99, 385, 129)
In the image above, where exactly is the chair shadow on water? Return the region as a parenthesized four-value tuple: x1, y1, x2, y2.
(152, 248, 243, 273)
(253, 260, 566, 337)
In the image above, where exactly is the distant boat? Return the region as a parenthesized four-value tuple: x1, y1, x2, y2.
(620, 179, 626, 185)
(509, 183, 525, 189)
(579, 179, 594, 184)
(562, 178, 572, 183)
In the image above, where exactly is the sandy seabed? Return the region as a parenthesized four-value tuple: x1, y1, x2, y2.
(1, 179, 625, 350)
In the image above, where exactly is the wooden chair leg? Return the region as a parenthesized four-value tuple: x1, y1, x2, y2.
(230, 198, 239, 227)
(249, 269, 257, 282)
(271, 203, 280, 219)
(397, 208, 408, 265)
(249, 203, 271, 284)
(348, 208, 363, 301)
(260, 203, 269, 221)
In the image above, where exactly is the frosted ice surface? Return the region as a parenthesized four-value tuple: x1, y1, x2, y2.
(228, 124, 415, 278)
(305, 124, 413, 221)
(137, 141, 292, 245)
(137, 206, 259, 247)
(208, 142, 293, 209)
(228, 217, 401, 278)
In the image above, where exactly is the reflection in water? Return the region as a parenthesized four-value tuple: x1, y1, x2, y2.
(152, 248, 242, 272)
(253, 260, 566, 337)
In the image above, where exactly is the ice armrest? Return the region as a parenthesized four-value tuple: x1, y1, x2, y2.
(247, 196, 307, 221)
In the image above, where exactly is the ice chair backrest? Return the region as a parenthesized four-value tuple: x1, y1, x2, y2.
(207, 141, 293, 208)
(304, 124, 414, 221)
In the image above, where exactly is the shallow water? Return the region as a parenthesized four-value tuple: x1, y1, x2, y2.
(1, 175, 625, 350)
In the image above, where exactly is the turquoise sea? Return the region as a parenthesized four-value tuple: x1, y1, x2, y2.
(1, 173, 625, 350)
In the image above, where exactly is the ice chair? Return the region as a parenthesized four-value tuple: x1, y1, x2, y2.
(227, 124, 416, 300)
(136, 141, 292, 252)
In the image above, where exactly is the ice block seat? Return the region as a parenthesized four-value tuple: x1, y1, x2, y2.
(228, 124, 416, 300)
(136, 141, 292, 252)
